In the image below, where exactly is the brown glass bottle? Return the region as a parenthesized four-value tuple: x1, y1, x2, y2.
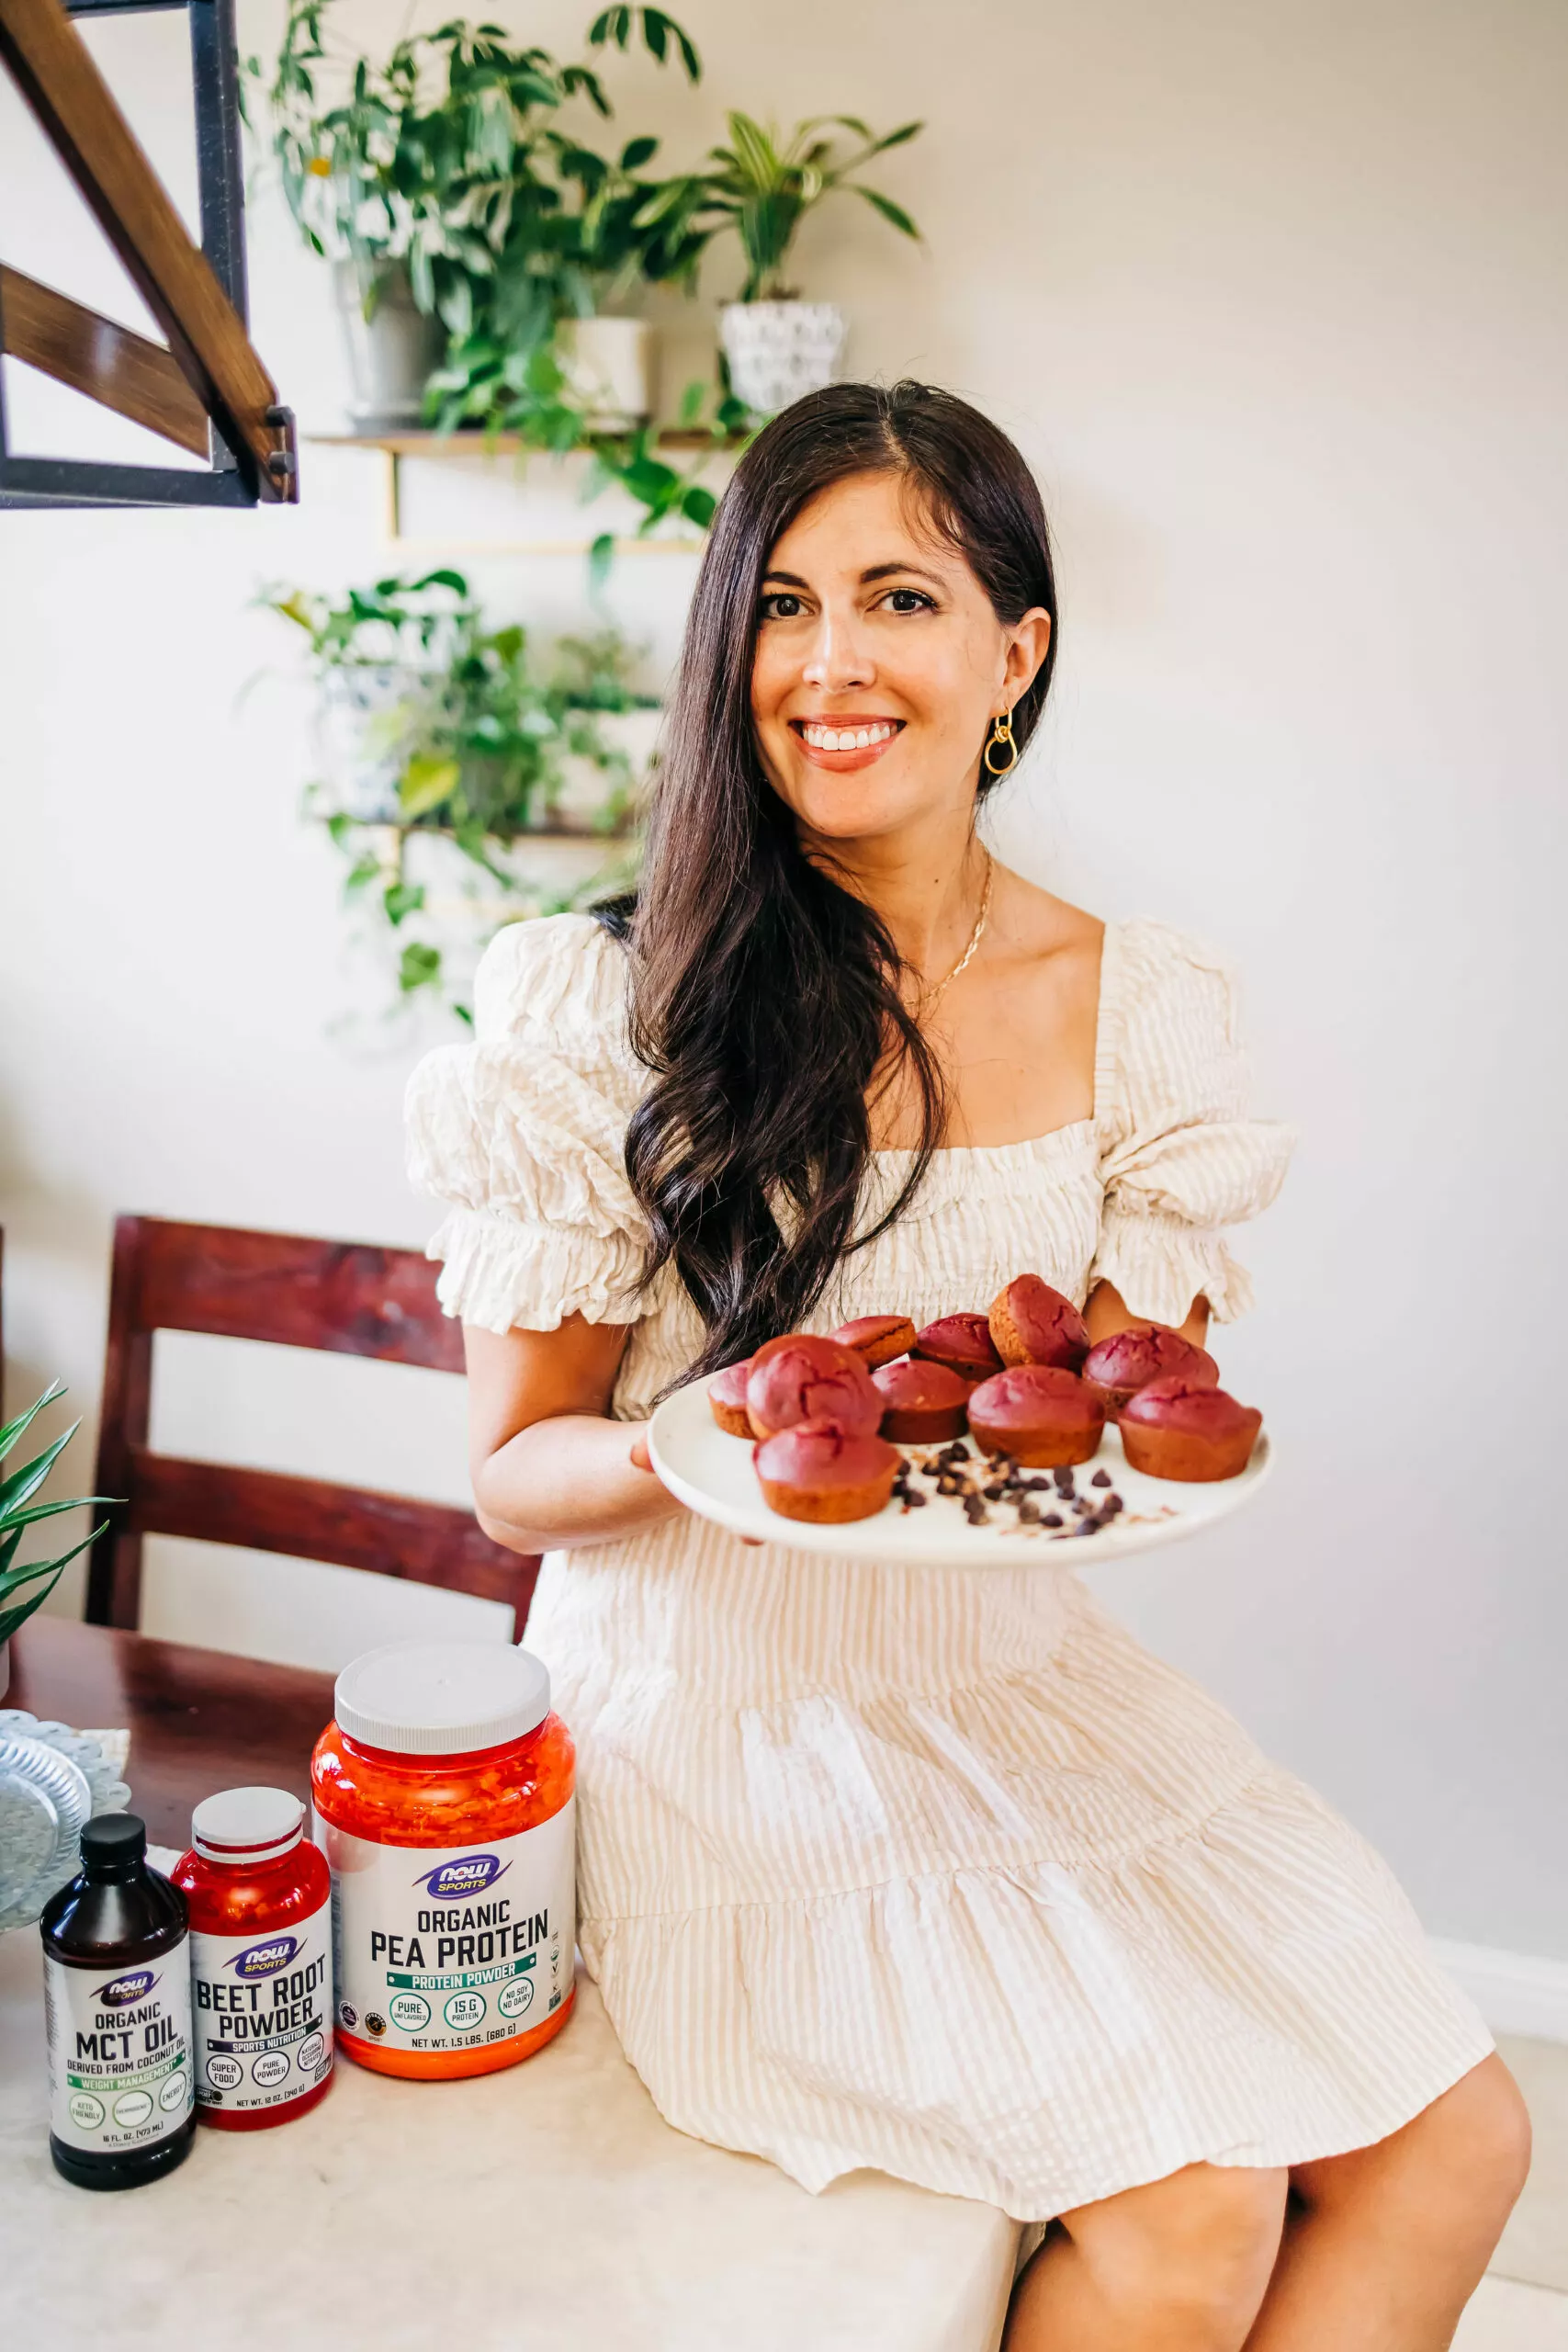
(40, 1815, 196, 2189)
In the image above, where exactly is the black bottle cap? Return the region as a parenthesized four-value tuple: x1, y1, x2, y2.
(80, 1814, 147, 1881)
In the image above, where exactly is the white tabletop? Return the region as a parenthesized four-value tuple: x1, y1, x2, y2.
(1, 1922, 1018, 2352)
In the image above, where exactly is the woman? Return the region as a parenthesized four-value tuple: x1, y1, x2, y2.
(407, 382, 1528, 2348)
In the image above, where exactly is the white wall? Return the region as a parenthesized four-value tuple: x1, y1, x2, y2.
(2, 1, 1563, 1958)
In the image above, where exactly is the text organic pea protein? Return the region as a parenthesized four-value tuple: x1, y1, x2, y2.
(310, 1638, 577, 2079)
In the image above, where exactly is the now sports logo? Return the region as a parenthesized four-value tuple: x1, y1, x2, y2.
(94, 1969, 158, 2007)
(412, 1853, 512, 1901)
(226, 1935, 299, 1980)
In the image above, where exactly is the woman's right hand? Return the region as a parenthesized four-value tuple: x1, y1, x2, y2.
(462, 1319, 688, 1555)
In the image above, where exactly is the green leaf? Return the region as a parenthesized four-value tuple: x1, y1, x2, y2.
(588, 531, 616, 594)
(0, 1422, 80, 1521)
(271, 590, 316, 632)
(382, 880, 426, 926)
(680, 484, 716, 527)
(865, 119, 923, 155)
(619, 135, 659, 171)
(0, 1381, 64, 1467)
(0, 1524, 106, 1646)
(853, 186, 921, 240)
(726, 112, 780, 192)
(398, 752, 461, 817)
(588, 6, 631, 49)
(398, 941, 444, 994)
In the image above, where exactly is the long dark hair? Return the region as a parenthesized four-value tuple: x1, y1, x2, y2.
(601, 379, 1059, 1377)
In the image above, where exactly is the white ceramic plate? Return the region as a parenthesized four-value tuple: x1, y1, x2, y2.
(0, 1736, 93, 1929)
(649, 1372, 1273, 1569)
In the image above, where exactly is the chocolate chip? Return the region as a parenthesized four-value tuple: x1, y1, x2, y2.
(983, 1483, 1006, 1501)
(904, 1488, 927, 1508)
(1026, 1477, 1053, 1493)
(964, 1499, 990, 1525)
(920, 1462, 942, 1479)
(1090, 1470, 1111, 1487)
(1017, 1500, 1041, 1524)
(1072, 1498, 1093, 1516)
(1104, 1494, 1124, 1516)
(1075, 1519, 1100, 1537)
(1042, 1511, 1064, 1529)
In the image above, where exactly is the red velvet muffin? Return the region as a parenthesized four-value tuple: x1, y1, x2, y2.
(987, 1275, 1089, 1372)
(754, 1418, 902, 1524)
(831, 1313, 918, 1370)
(745, 1334, 883, 1441)
(1119, 1375, 1262, 1482)
(1081, 1324, 1219, 1418)
(912, 1312, 1004, 1381)
(873, 1357, 972, 1443)
(966, 1365, 1105, 1468)
(707, 1359, 754, 1437)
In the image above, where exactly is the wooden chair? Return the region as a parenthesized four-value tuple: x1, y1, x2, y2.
(86, 1215, 537, 1634)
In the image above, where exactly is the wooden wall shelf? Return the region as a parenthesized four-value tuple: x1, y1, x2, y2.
(307, 425, 743, 552)
(310, 428, 743, 456)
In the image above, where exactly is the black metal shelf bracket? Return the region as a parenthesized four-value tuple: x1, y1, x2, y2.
(0, 0, 283, 510)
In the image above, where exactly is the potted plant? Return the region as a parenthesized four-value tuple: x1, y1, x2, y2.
(265, 571, 660, 1019)
(0, 1386, 108, 1703)
(639, 111, 922, 415)
(246, 3, 703, 429)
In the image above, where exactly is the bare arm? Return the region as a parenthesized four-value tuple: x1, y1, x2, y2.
(1084, 1280, 1211, 1351)
(464, 1317, 686, 1556)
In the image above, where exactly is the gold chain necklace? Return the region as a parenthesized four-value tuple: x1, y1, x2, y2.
(924, 852, 994, 1008)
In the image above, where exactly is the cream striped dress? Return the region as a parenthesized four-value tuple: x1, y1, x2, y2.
(405, 910, 1492, 2221)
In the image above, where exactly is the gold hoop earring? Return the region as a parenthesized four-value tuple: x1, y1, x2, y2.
(983, 710, 1018, 776)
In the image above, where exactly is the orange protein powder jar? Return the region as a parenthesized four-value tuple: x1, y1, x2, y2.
(310, 1639, 576, 2080)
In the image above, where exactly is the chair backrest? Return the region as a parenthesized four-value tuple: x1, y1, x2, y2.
(87, 1215, 538, 1634)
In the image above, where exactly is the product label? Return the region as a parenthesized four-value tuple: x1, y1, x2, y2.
(190, 1906, 333, 2113)
(44, 1949, 193, 2154)
(315, 1801, 574, 2058)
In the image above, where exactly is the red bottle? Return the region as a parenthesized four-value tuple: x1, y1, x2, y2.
(172, 1788, 333, 2131)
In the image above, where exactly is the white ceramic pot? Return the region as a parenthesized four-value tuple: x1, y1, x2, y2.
(333, 260, 445, 432)
(315, 665, 431, 821)
(719, 300, 846, 416)
(556, 317, 658, 429)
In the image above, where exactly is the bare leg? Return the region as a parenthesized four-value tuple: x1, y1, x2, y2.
(1004, 2162, 1290, 2352)
(1243, 2055, 1531, 2349)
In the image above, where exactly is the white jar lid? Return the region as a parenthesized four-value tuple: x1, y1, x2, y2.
(193, 1786, 306, 1864)
(333, 1639, 550, 1757)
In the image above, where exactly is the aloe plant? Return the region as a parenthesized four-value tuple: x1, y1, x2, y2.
(0, 1385, 109, 1646)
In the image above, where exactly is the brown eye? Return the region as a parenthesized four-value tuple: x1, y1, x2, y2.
(761, 593, 804, 620)
(884, 588, 934, 614)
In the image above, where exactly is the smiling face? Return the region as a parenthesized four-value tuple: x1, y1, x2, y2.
(750, 469, 1051, 849)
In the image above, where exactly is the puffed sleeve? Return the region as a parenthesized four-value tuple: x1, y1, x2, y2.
(1090, 920, 1295, 1325)
(404, 912, 649, 1334)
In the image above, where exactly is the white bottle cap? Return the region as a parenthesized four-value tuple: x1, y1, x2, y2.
(192, 1786, 307, 1865)
(333, 1639, 551, 1757)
